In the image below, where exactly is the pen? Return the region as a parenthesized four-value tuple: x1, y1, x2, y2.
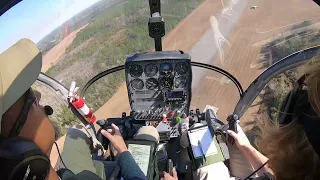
(198, 140, 207, 162)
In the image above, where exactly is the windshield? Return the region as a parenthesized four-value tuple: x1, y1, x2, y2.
(1, 0, 320, 136)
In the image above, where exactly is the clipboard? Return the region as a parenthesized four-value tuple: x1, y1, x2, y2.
(186, 124, 225, 169)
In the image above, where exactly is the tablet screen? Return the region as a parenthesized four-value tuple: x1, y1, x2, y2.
(128, 144, 151, 176)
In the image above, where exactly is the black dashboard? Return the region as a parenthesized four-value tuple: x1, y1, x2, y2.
(125, 51, 192, 121)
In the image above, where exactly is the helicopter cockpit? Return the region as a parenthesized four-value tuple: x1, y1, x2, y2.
(33, 1, 320, 179)
(1, 0, 320, 179)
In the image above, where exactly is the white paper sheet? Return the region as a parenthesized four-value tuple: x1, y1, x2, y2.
(128, 144, 151, 176)
(188, 126, 217, 158)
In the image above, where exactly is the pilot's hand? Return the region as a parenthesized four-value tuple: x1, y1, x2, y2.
(161, 167, 178, 180)
(101, 123, 128, 154)
(227, 123, 252, 151)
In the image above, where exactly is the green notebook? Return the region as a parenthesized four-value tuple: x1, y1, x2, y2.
(187, 125, 225, 169)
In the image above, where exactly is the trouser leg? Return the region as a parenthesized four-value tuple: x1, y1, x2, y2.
(60, 125, 106, 180)
(134, 126, 160, 143)
(228, 142, 255, 179)
(193, 162, 232, 180)
(61, 125, 160, 180)
(227, 124, 256, 179)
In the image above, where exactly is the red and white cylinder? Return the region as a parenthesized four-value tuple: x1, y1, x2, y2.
(71, 97, 97, 124)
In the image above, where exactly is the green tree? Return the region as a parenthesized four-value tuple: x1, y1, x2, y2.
(57, 105, 79, 129)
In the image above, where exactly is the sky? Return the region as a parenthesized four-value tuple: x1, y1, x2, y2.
(0, 0, 101, 53)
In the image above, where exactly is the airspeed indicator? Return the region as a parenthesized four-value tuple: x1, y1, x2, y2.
(131, 79, 144, 90)
(145, 78, 158, 90)
(175, 62, 189, 75)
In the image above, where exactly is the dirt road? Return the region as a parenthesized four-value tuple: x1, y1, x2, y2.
(41, 24, 88, 72)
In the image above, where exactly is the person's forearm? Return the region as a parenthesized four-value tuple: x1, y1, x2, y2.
(48, 166, 60, 180)
(242, 146, 273, 176)
(118, 151, 147, 180)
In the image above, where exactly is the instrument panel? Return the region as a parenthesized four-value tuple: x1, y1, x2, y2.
(125, 51, 192, 121)
(128, 62, 189, 90)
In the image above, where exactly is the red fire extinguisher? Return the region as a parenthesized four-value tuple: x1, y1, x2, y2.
(71, 97, 97, 124)
(68, 81, 96, 124)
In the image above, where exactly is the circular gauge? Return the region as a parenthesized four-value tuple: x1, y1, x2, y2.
(175, 76, 187, 88)
(145, 64, 158, 77)
(145, 78, 159, 90)
(175, 62, 189, 75)
(131, 79, 144, 90)
(128, 64, 143, 77)
(159, 77, 174, 89)
(160, 63, 173, 75)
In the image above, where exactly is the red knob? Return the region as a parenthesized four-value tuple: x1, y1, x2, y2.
(169, 110, 174, 117)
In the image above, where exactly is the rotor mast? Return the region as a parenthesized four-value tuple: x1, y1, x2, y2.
(148, 0, 165, 51)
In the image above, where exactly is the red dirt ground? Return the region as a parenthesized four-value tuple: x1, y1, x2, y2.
(41, 24, 88, 72)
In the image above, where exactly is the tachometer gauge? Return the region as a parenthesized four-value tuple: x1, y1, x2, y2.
(160, 77, 174, 89)
(160, 63, 173, 75)
(128, 64, 143, 77)
(145, 64, 158, 77)
(175, 76, 187, 88)
(131, 79, 144, 90)
(145, 78, 158, 90)
(175, 62, 189, 75)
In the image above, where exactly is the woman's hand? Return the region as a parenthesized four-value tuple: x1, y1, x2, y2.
(227, 123, 252, 151)
(101, 123, 128, 154)
(161, 167, 178, 180)
(228, 124, 271, 176)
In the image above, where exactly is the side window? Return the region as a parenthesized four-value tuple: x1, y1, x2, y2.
(242, 66, 306, 130)
(32, 80, 76, 140)
(241, 19, 320, 130)
(259, 68, 301, 122)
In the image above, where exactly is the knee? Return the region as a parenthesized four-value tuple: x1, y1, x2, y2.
(66, 125, 91, 142)
(135, 126, 160, 144)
